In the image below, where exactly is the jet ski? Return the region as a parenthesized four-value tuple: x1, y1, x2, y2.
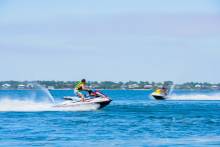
(151, 92, 168, 100)
(151, 88, 169, 100)
(54, 90, 112, 109)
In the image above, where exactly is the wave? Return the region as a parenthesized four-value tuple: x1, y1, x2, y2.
(168, 93, 220, 101)
(140, 136, 220, 146)
(0, 98, 99, 112)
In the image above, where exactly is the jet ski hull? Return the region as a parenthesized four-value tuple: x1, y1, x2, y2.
(152, 95, 167, 100)
(151, 92, 167, 100)
(54, 97, 112, 110)
(97, 99, 112, 109)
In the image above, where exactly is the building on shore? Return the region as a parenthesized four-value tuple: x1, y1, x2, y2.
(18, 84, 25, 89)
(1, 84, 11, 89)
(128, 84, 139, 89)
(47, 86, 55, 90)
(144, 85, 153, 89)
(211, 85, 219, 90)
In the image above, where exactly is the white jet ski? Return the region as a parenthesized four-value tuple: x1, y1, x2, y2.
(54, 90, 112, 109)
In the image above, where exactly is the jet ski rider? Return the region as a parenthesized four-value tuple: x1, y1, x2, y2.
(155, 86, 168, 95)
(74, 79, 91, 102)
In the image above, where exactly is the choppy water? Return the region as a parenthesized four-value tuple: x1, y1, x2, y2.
(0, 90, 220, 146)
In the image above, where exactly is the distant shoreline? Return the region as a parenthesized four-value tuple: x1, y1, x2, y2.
(1, 81, 219, 90)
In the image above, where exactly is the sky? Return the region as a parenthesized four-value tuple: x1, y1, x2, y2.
(0, 0, 220, 83)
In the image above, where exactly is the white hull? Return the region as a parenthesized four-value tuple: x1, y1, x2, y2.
(54, 97, 112, 109)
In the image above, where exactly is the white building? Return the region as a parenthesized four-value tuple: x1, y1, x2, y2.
(195, 84, 201, 88)
(18, 84, 25, 89)
(26, 84, 34, 89)
(1, 84, 11, 89)
(120, 84, 127, 89)
(47, 86, 55, 90)
(128, 84, 139, 89)
(211, 85, 219, 89)
(144, 85, 153, 89)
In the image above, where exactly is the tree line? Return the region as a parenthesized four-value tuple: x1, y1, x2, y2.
(0, 81, 219, 90)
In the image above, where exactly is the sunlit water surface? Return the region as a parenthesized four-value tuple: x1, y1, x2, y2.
(0, 90, 220, 146)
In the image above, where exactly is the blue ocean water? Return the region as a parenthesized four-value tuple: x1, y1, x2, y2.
(0, 89, 220, 146)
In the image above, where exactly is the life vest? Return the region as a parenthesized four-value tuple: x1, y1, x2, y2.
(155, 89, 162, 94)
(75, 81, 85, 91)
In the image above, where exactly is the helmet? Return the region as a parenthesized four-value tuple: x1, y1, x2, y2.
(81, 79, 86, 83)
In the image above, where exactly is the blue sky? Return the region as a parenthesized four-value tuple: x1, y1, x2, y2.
(0, 0, 220, 83)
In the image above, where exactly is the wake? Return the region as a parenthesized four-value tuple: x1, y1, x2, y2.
(168, 93, 220, 101)
(0, 98, 99, 112)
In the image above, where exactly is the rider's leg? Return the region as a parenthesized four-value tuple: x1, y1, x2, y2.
(74, 90, 85, 102)
(78, 92, 85, 102)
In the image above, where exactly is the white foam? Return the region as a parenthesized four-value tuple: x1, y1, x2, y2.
(0, 98, 99, 112)
(168, 93, 220, 100)
(146, 136, 220, 146)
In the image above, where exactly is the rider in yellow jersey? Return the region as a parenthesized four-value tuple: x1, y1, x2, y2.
(74, 79, 90, 102)
(155, 87, 168, 95)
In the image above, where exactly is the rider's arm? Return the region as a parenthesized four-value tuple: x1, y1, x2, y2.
(82, 85, 89, 91)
